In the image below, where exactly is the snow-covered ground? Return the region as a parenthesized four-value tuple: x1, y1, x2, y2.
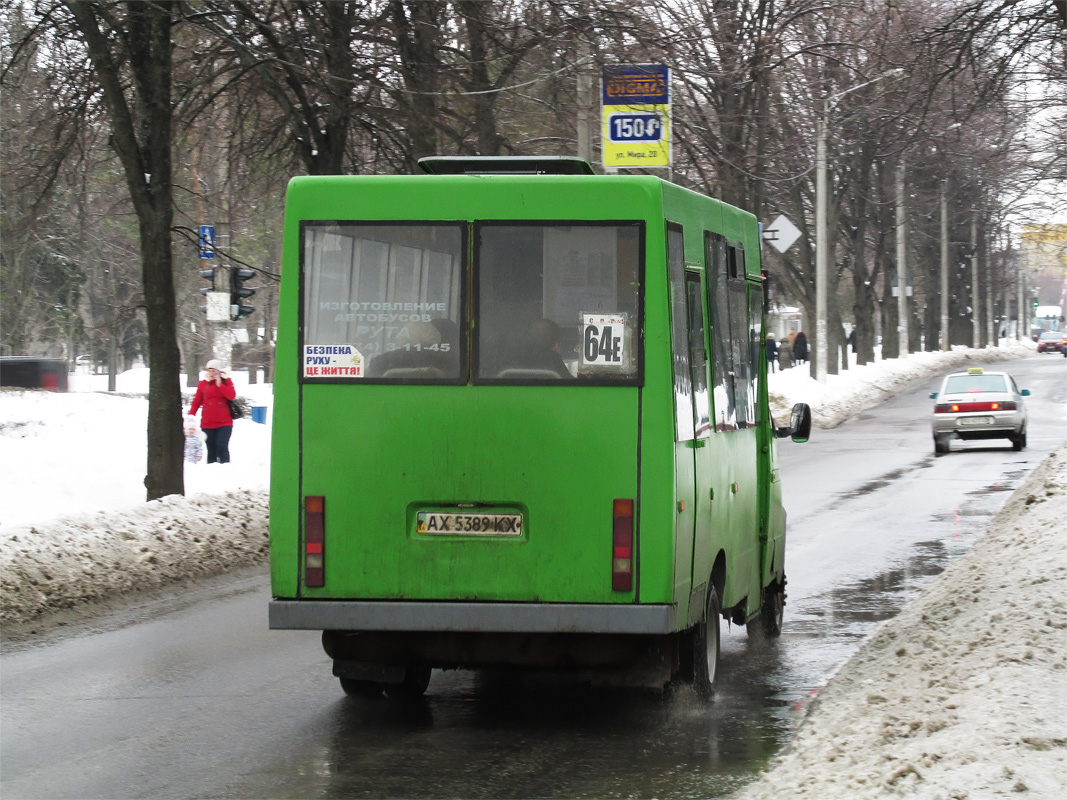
(0, 368, 274, 630)
(1, 341, 1064, 799)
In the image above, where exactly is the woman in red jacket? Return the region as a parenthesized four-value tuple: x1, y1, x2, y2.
(189, 359, 237, 463)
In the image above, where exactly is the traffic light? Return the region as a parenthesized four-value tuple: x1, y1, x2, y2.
(231, 268, 256, 319)
(198, 268, 216, 314)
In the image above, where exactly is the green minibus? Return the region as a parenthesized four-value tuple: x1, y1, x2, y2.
(268, 156, 810, 698)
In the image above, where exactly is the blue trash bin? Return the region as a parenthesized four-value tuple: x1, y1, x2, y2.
(251, 406, 267, 424)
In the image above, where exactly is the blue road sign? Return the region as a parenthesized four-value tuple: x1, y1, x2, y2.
(199, 225, 215, 259)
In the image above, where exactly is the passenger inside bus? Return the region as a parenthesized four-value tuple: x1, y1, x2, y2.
(367, 320, 455, 378)
(495, 317, 574, 379)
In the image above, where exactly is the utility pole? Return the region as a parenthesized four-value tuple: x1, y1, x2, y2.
(1004, 237, 1013, 341)
(896, 162, 908, 358)
(971, 213, 980, 348)
(1016, 247, 1025, 341)
(815, 107, 829, 381)
(940, 180, 949, 350)
(576, 36, 594, 163)
(986, 228, 996, 346)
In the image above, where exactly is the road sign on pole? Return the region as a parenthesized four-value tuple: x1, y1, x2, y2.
(205, 291, 230, 321)
(762, 214, 801, 253)
(199, 225, 216, 259)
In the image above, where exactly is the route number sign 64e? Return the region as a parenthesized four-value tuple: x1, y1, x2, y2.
(607, 112, 664, 143)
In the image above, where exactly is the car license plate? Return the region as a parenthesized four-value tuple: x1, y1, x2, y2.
(417, 512, 523, 536)
(959, 416, 993, 426)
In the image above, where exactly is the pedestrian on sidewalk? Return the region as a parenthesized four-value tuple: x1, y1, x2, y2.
(189, 359, 236, 464)
(778, 339, 793, 371)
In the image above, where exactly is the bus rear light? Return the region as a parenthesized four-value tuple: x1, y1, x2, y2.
(304, 495, 325, 587)
(612, 498, 634, 592)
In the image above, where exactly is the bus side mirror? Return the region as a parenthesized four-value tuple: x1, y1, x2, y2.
(776, 403, 812, 442)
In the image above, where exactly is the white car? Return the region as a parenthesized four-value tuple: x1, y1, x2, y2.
(930, 368, 1029, 454)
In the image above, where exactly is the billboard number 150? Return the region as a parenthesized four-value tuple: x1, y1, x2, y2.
(608, 113, 663, 143)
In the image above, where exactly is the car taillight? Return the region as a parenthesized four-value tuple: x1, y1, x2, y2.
(940, 401, 1015, 413)
(612, 498, 634, 592)
(304, 495, 325, 587)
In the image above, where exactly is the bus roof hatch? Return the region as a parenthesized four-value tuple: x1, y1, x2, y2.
(418, 156, 596, 176)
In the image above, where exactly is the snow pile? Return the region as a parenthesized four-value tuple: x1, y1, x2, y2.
(732, 443, 1067, 799)
(0, 367, 274, 634)
(0, 489, 268, 628)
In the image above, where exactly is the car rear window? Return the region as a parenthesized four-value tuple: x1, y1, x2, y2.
(943, 374, 1008, 393)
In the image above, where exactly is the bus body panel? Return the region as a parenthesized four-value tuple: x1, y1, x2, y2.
(298, 384, 640, 603)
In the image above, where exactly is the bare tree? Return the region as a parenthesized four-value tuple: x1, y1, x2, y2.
(62, 0, 184, 500)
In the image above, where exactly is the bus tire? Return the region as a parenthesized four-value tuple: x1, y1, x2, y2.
(384, 665, 432, 698)
(340, 678, 385, 697)
(759, 579, 786, 638)
(691, 586, 721, 700)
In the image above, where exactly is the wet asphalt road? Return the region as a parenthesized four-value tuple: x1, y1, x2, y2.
(2, 355, 1064, 799)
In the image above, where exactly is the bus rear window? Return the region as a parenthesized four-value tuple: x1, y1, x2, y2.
(475, 223, 642, 384)
(302, 223, 465, 381)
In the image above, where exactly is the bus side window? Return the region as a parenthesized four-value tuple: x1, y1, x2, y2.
(726, 244, 754, 427)
(705, 232, 736, 431)
(747, 282, 763, 422)
(686, 272, 711, 438)
(667, 224, 694, 441)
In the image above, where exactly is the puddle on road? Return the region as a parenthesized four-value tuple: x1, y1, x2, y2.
(966, 467, 1028, 496)
(836, 465, 917, 500)
(832, 454, 945, 503)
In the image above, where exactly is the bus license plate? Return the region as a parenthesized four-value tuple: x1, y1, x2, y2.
(960, 416, 993, 426)
(417, 512, 523, 536)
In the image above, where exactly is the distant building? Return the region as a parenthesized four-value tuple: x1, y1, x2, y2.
(1021, 224, 1067, 310)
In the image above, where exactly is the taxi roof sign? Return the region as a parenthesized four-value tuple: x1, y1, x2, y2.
(967, 367, 984, 374)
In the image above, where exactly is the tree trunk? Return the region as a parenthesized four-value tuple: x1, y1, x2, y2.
(391, 0, 442, 169)
(67, 0, 183, 500)
(456, 1, 502, 156)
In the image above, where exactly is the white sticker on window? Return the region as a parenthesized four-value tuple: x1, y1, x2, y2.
(304, 345, 365, 378)
(581, 312, 627, 367)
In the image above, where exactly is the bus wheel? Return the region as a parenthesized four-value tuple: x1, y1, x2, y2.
(340, 678, 385, 697)
(759, 580, 785, 638)
(691, 586, 721, 700)
(384, 665, 432, 698)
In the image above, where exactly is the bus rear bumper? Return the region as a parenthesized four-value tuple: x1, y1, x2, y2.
(269, 599, 679, 635)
